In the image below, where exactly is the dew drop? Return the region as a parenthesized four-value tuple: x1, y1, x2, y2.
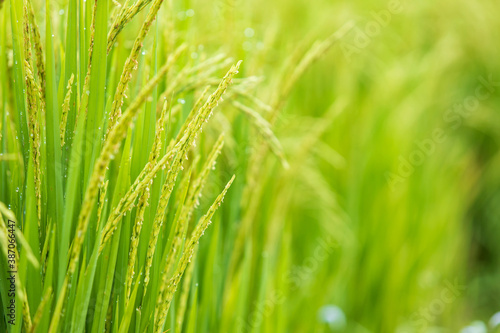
(244, 27, 255, 38)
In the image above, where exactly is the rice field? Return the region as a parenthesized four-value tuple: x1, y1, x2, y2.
(0, 0, 499, 332)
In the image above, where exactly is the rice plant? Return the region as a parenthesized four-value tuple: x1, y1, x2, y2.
(0, 0, 246, 331)
(1, 0, 500, 332)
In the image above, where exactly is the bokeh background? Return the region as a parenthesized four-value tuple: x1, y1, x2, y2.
(183, 0, 500, 331)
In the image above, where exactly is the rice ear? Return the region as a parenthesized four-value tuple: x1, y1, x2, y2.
(233, 101, 289, 169)
(26, 0, 45, 98)
(96, 180, 109, 231)
(175, 249, 197, 333)
(0, 206, 33, 331)
(154, 175, 236, 332)
(107, 0, 171, 136)
(99, 47, 187, 253)
(124, 100, 169, 302)
(68, 34, 184, 283)
(60, 73, 75, 146)
(23, 1, 42, 223)
(107, 0, 153, 53)
(143, 62, 241, 290)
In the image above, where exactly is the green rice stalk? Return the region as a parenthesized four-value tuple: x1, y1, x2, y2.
(152, 164, 193, 285)
(143, 62, 241, 289)
(39, 220, 52, 284)
(178, 133, 225, 227)
(48, 278, 67, 332)
(233, 101, 289, 169)
(173, 86, 210, 142)
(233, 87, 272, 113)
(99, 154, 166, 253)
(21, 288, 32, 331)
(98, 46, 186, 252)
(26, 0, 45, 99)
(124, 177, 149, 302)
(23, 2, 42, 222)
(96, 180, 109, 231)
(155, 54, 229, 114)
(227, 27, 354, 286)
(188, 134, 225, 204)
(150, 135, 224, 311)
(109, 0, 125, 25)
(175, 250, 197, 333)
(102, 86, 211, 262)
(169, 57, 235, 96)
(78, 0, 99, 121)
(106, 0, 166, 137)
(31, 286, 52, 333)
(154, 175, 236, 332)
(64, 36, 183, 291)
(270, 23, 354, 122)
(124, 100, 169, 302)
(142, 142, 193, 289)
(60, 73, 74, 146)
(178, 76, 257, 100)
(107, 0, 153, 53)
(291, 99, 347, 167)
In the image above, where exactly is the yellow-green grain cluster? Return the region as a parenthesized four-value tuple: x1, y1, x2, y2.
(60, 73, 74, 146)
(107, 0, 166, 135)
(143, 62, 241, 288)
(154, 175, 236, 332)
(124, 100, 168, 301)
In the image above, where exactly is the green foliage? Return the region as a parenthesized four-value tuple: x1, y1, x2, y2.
(1, 0, 500, 332)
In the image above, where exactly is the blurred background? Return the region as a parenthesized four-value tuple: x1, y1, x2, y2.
(180, 0, 500, 331)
